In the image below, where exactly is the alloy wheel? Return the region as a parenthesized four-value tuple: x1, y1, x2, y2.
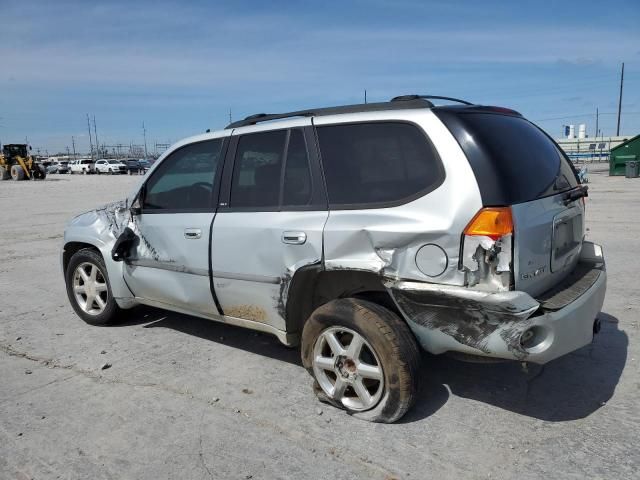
(312, 327, 384, 411)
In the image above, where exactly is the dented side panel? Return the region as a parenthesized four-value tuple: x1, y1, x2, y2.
(211, 210, 328, 331)
(123, 212, 217, 315)
(318, 109, 483, 285)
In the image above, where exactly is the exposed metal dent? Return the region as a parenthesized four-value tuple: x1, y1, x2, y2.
(461, 234, 512, 291)
(386, 279, 539, 358)
(213, 270, 282, 285)
(129, 259, 209, 277)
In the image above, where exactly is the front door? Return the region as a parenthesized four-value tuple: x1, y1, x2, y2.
(211, 123, 328, 332)
(123, 135, 228, 315)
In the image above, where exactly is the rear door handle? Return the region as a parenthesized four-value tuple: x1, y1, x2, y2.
(282, 231, 307, 245)
(184, 228, 202, 239)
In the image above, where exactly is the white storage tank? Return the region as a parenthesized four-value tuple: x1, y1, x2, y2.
(568, 125, 575, 139)
(578, 124, 586, 139)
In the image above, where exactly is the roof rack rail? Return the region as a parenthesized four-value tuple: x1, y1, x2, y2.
(225, 98, 434, 129)
(391, 95, 474, 106)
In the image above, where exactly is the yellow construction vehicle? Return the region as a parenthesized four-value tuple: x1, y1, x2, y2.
(0, 144, 46, 180)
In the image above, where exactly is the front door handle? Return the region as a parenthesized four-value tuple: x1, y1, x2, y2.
(282, 231, 307, 245)
(184, 228, 202, 239)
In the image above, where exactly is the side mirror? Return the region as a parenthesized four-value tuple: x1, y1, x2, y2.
(111, 227, 139, 262)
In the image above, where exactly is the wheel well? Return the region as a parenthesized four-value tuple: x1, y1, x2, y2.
(62, 242, 101, 273)
(285, 267, 401, 335)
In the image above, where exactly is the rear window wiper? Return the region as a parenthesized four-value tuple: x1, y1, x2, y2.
(563, 185, 588, 206)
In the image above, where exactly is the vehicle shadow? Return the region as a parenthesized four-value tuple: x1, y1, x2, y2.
(118, 305, 302, 366)
(402, 312, 628, 423)
(115, 307, 627, 424)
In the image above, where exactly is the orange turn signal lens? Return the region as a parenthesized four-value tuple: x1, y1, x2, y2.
(463, 207, 513, 241)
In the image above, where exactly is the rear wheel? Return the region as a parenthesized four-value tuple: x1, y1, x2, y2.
(301, 298, 421, 423)
(10, 165, 25, 180)
(65, 248, 121, 325)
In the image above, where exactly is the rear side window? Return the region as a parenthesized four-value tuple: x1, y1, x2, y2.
(316, 122, 444, 207)
(435, 111, 579, 205)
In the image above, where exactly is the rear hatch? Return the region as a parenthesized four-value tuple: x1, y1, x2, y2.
(435, 107, 584, 297)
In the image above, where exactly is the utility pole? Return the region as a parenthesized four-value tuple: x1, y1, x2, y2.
(229, 108, 232, 124)
(87, 114, 94, 160)
(364, 89, 367, 104)
(142, 121, 148, 158)
(595, 108, 599, 139)
(71, 136, 77, 160)
(616, 62, 624, 136)
(93, 115, 99, 157)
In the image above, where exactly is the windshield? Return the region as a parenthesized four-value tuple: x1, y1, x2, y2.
(108, 160, 121, 164)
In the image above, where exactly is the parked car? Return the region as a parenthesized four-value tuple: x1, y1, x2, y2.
(138, 159, 151, 173)
(95, 159, 127, 175)
(61, 95, 605, 423)
(70, 159, 96, 174)
(57, 161, 70, 174)
(46, 164, 59, 174)
(124, 159, 149, 175)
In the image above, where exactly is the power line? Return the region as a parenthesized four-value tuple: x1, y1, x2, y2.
(534, 111, 640, 122)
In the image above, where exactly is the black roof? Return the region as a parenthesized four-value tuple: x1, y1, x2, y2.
(224, 95, 523, 129)
(224, 95, 488, 129)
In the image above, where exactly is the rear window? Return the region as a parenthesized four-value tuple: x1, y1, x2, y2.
(435, 111, 578, 205)
(316, 122, 444, 207)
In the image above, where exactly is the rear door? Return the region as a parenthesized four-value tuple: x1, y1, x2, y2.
(123, 134, 228, 314)
(211, 122, 327, 332)
(435, 109, 583, 296)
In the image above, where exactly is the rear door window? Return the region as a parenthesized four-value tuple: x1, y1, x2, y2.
(434, 111, 579, 205)
(229, 129, 314, 209)
(230, 130, 286, 208)
(316, 122, 444, 208)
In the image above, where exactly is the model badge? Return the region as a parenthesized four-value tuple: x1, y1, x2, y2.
(521, 266, 546, 279)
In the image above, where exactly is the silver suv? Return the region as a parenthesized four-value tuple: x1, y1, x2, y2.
(61, 95, 606, 423)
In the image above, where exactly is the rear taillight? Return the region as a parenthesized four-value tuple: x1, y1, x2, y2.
(464, 207, 513, 240)
(460, 207, 513, 291)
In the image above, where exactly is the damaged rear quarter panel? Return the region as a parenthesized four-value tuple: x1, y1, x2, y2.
(320, 110, 484, 286)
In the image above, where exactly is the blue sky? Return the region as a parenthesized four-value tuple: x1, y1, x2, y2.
(1, 0, 639, 154)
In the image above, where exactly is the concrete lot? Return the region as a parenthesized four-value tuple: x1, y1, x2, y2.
(0, 170, 638, 479)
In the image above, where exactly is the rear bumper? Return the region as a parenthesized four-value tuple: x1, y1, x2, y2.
(386, 241, 606, 364)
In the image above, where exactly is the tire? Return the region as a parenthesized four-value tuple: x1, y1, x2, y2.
(10, 165, 25, 180)
(65, 248, 121, 326)
(82, 169, 86, 175)
(0, 166, 9, 180)
(301, 298, 421, 423)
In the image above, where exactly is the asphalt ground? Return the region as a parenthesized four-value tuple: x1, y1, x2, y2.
(0, 168, 638, 479)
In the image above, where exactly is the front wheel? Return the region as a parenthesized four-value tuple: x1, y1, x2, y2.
(65, 248, 121, 325)
(301, 298, 421, 423)
(10, 165, 25, 180)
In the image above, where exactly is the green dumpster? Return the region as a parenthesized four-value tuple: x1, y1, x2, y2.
(610, 134, 640, 176)
(611, 154, 637, 176)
